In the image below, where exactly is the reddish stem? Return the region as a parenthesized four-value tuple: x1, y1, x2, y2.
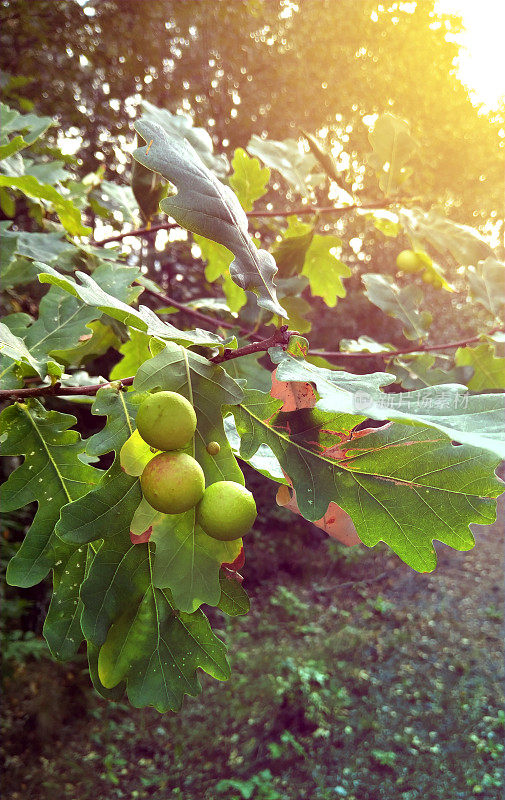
(310, 327, 504, 359)
(0, 330, 293, 401)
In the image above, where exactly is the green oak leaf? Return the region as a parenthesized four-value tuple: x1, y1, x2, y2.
(0, 135, 29, 161)
(400, 207, 493, 265)
(92, 179, 138, 224)
(466, 257, 505, 318)
(134, 343, 244, 486)
(56, 387, 143, 546)
(231, 389, 503, 571)
(38, 263, 228, 349)
(222, 271, 248, 313)
(120, 429, 156, 477)
(133, 119, 285, 317)
(1, 226, 77, 263)
(229, 147, 270, 211)
(150, 511, 242, 613)
(270, 295, 312, 334)
(2, 260, 139, 381)
(130, 497, 162, 537)
(0, 174, 90, 236)
(363, 274, 432, 340)
(43, 544, 92, 661)
(0, 321, 48, 378)
(97, 582, 230, 712)
(272, 215, 314, 278)
(302, 234, 351, 307)
(247, 135, 324, 196)
(0, 401, 100, 587)
(87, 641, 125, 701)
(218, 573, 250, 616)
(390, 352, 468, 391)
(0, 102, 53, 147)
(195, 235, 247, 314)
(109, 329, 153, 380)
(140, 99, 228, 177)
(195, 235, 233, 282)
(270, 349, 505, 458)
(224, 414, 286, 484)
(131, 153, 167, 222)
(51, 319, 121, 367)
(81, 533, 150, 646)
(455, 343, 505, 390)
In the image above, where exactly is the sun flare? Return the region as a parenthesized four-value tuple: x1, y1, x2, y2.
(436, 0, 505, 110)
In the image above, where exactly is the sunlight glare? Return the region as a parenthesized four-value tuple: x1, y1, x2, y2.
(436, 0, 505, 110)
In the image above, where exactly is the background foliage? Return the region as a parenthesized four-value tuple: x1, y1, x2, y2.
(1, 0, 504, 796)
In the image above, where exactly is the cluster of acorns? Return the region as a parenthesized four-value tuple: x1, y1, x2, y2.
(136, 391, 257, 541)
(396, 249, 444, 288)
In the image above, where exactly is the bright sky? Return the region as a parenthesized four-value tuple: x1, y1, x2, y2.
(435, 0, 505, 110)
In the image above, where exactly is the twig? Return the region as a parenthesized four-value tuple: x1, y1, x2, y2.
(139, 283, 253, 337)
(92, 222, 179, 246)
(0, 377, 134, 401)
(309, 326, 504, 360)
(91, 201, 394, 246)
(0, 330, 294, 401)
(210, 325, 293, 364)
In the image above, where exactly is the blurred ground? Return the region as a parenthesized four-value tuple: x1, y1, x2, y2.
(1, 488, 503, 800)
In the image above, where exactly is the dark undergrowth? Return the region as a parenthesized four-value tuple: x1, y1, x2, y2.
(1, 482, 503, 800)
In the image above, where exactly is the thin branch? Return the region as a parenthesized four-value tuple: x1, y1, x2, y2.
(309, 327, 504, 360)
(139, 283, 252, 337)
(91, 201, 393, 246)
(0, 377, 134, 402)
(0, 329, 293, 402)
(92, 222, 179, 246)
(210, 325, 293, 364)
(247, 201, 390, 218)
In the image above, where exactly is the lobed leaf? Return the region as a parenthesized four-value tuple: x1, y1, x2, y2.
(229, 147, 270, 211)
(133, 119, 285, 317)
(455, 343, 505, 391)
(0, 174, 90, 236)
(271, 349, 505, 458)
(247, 135, 324, 196)
(1, 401, 100, 587)
(363, 274, 432, 340)
(150, 512, 242, 613)
(38, 263, 228, 349)
(231, 388, 503, 571)
(43, 544, 91, 660)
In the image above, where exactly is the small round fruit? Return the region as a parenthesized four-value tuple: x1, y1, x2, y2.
(422, 270, 435, 284)
(141, 451, 205, 514)
(197, 481, 257, 541)
(136, 391, 197, 451)
(396, 249, 421, 273)
(206, 441, 221, 456)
